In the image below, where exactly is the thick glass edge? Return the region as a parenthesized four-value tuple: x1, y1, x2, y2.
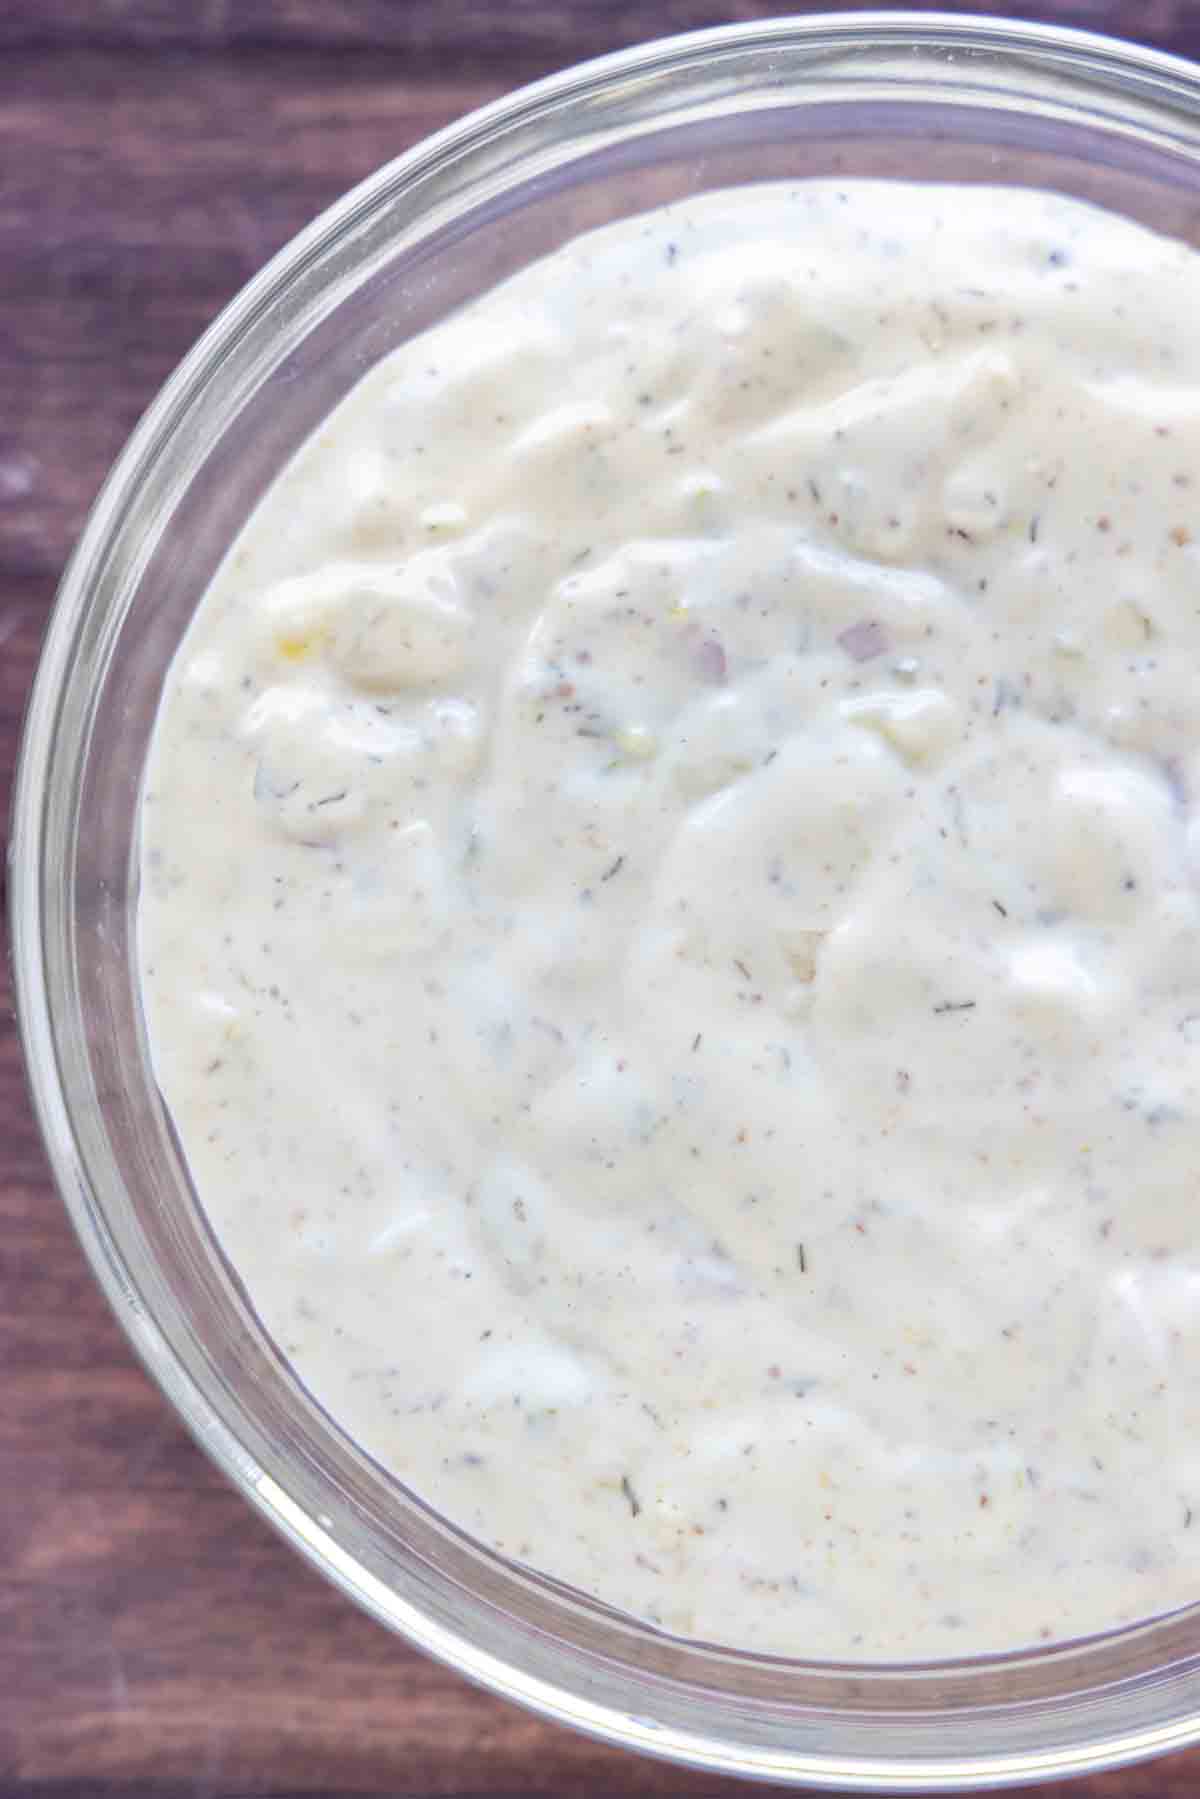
(15, 14, 1200, 1789)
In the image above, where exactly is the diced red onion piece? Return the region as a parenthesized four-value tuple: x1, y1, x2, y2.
(694, 637, 727, 683)
(837, 618, 889, 663)
(1163, 756, 1189, 811)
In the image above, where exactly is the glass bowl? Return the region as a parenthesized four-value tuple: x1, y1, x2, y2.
(14, 12, 1200, 1789)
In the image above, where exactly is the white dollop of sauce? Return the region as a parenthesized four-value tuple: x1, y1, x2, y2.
(139, 181, 1200, 1658)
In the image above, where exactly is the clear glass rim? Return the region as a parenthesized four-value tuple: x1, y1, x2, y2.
(14, 12, 1200, 1789)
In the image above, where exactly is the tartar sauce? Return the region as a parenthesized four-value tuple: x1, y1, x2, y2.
(140, 181, 1200, 1657)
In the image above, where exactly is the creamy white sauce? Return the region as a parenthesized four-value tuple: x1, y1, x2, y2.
(140, 181, 1200, 1658)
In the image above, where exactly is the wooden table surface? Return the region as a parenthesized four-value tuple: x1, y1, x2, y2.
(7, 3, 1200, 1794)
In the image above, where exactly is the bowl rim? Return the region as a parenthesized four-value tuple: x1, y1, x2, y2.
(14, 11, 1200, 1789)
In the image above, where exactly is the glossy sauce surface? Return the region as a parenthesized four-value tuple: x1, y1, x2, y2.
(141, 181, 1200, 1656)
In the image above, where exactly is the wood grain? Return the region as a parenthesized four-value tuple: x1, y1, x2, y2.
(0, 0, 1194, 64)
(5, 3, 1200, 1793)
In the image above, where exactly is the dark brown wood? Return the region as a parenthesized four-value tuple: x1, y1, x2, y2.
(0, 0, 1196, 65)
(5, 4, 1200, 1793)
